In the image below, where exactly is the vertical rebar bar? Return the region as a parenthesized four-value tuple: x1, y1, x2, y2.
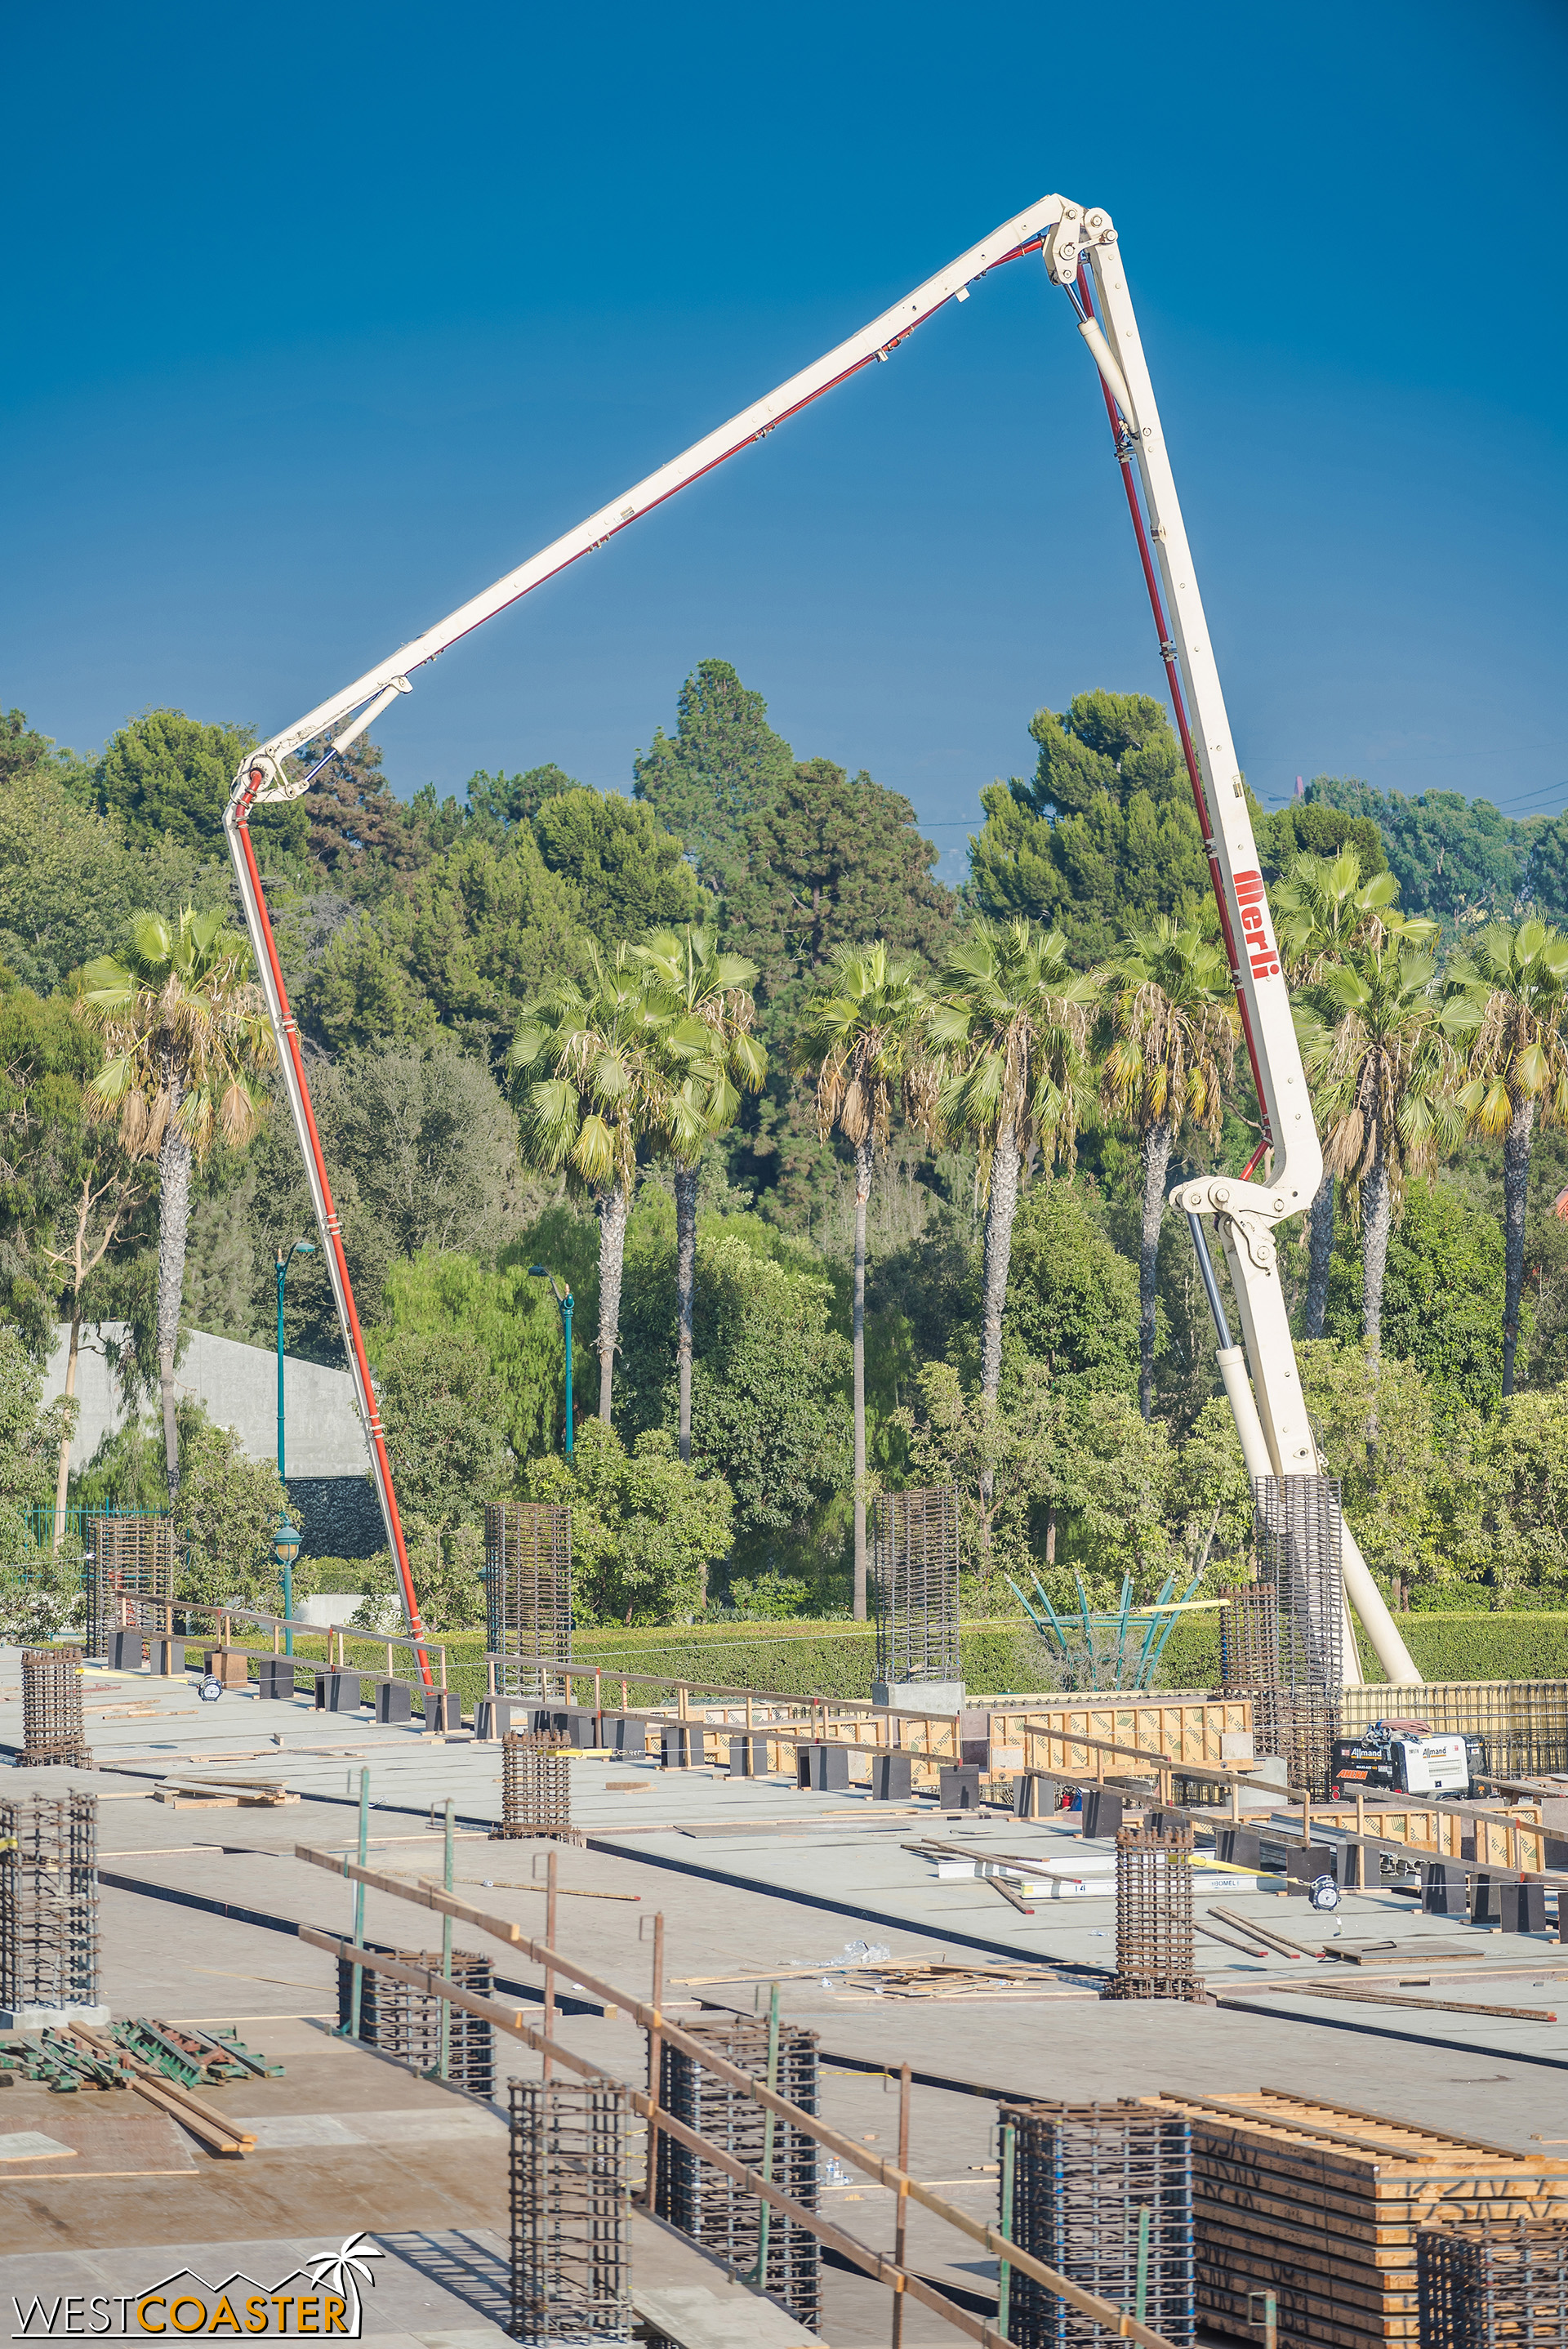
(348, 1766, 368, 2043)
(891, 2062, 911, 2349)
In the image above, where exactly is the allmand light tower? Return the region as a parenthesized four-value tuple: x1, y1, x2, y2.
(224, 195, 1420, 1690)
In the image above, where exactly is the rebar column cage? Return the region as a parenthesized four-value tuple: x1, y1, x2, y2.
(656, 2016, 821, 2329)
(20, 1648, 91, 1769)
(510, 2077, 630, 2345)
(337, 1948, 495, 2097)
(0, 1793, 99, 2012)
(1253, 1474, 1344, 1794)
(494, 1733, 585, 1845)
(486, 1504, 573, 1701)
(1104, 1816, 1204, 2004)
(998, 2099, 1196, 2348)
(87, 1513, 177, 1658)
(1219, 1582, 1283, 1762)
(1418, 2220, 1568, 2348)
(872, 1485, 960, 1686)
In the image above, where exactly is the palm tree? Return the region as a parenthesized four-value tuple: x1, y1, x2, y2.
(1273, 847, 1437, 1338)
(1298, 937, 1461, 1357)
(511, 947, 670, 1425)
(926, 920, 1098, 1415)
(795, 942, 929, 1622)
(634, 925, 766, 1462)
(1098, 919, 1238, 1420)
(78, 908, 274, 1502)
(1442, 918, 1568, 1396)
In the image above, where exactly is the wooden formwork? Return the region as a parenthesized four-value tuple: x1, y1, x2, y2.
(1339, 1799, 1551, 1874)
(1019, 1696, 1253, 1780)
(1153, 2088, 1568, 2349)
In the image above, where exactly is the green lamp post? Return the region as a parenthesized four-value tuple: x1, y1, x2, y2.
(275, 1237, 315, 1651)
(529, 1266, 574, 1459)
(273, 1513, 302, 1651)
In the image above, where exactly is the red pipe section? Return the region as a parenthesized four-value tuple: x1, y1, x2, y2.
(1076, 265, 1274, 1161)
(234, 789, 434, 1685)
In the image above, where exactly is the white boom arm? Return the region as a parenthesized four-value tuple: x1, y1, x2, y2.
(225, 192, 1419, 1688)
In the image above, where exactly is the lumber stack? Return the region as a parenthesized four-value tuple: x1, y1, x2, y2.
(1151, 2089, 1568, 2349)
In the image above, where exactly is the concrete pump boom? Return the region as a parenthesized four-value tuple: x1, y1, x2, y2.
(225, 193, 1420, 1688)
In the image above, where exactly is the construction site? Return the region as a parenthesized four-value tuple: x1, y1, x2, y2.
(2, 1476, 1568, 2349)
(5, 178, 1566, 2349)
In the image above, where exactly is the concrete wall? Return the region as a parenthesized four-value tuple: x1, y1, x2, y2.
(47, 1323, 372, 1478)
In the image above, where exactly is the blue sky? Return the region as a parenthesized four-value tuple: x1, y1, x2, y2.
(7, 0, 1566, 878)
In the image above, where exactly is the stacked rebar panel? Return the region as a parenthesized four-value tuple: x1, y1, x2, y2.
(656, 2017, 820, 2329)
(1000, 2100, 1195, 2347)
(336, 1948, 495, 2097)
(494, 1733, 584, 1844)
(872, 1485, 960, 1686)
(1418, 2221, 1568, 2347)
(485, 1504, 572, 1702)
(510, 2078, 630, 2344)
(20, 1647, 91, 1768)
(0, 1793, 99, 2014)
(1253, 1474, 1344, 1795)
(1104, 1816, 1205, 2003)
(87, 1513, 178, 1659)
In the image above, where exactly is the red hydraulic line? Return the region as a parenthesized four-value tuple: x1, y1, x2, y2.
(1239, 1139, 1269, 1183)
(232, 791, 434, 1687)
(1076, 265, 1273, 1157)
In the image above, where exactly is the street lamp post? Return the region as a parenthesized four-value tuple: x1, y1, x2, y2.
(528, 1267, 574, 1460)
(275, 1237, 316, 1651)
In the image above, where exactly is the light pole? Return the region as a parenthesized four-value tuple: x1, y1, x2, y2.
(274, 1515, 302, 1656)
(276, 1237, 315, 1651)
(529, 1267, 574, 1459)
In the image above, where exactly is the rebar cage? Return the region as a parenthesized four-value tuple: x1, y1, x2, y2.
(1253, 1475, 1344, 1794)
(337, 1948, 495, 2097)
(486, 1504, 573, 1701)
(872, 1485, 960, 1686)
(999, 2100, 1196, 2348)
(1105, 1816, 1204, 2004)
(510, 2078, 630, 2344)
(20, 1647, 90, 1768)
(0, 1793, 99, 2012)
(1418, 2221, 1568, 2348)
(87, 1513, 177, 1658)
(656, 2016, 821, 2329)
(494, 1735, 583, 1844)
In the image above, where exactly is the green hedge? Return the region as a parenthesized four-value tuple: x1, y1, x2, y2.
(279, 1601, 1568, 1708)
